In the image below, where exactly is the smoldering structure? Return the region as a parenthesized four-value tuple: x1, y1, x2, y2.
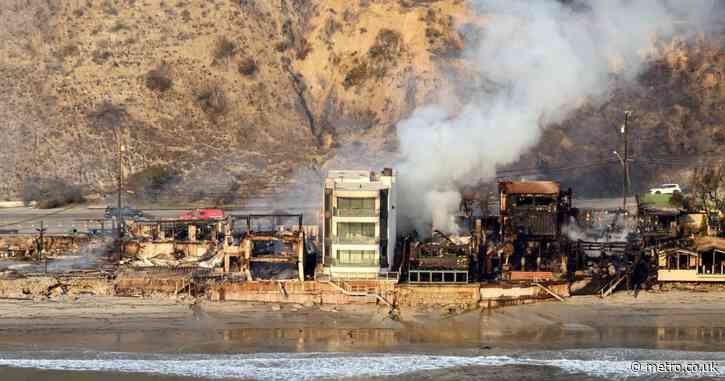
(495, 181, 573, 280)
(0, 166, 723, 307)
(1, 234, 91, 259)
(396, 174, 723, 298)
(122, 214, 313, 282)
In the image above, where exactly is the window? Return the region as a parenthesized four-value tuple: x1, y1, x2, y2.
(337, 222, 376, 239)
(336, 250, 377, 265)
(514, 196, 534, 207)
(535, 196, 555, 206)
(337, 197, 375, 210)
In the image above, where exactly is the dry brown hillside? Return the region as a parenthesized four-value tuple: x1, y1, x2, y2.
(518, 34, 725, 197)
(0, 0, 723, 201)
(0, 0, 476, 201)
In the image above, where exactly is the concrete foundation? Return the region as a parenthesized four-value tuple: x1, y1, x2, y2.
(396, 284, 480, 307)
(0, 271, 571, 308)
(479, 282, 570, 309)
(114, 273, 192, 297)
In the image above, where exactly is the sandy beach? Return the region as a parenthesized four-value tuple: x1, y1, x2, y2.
(1, 290, 724, 353)
(0, 290, 723, 380)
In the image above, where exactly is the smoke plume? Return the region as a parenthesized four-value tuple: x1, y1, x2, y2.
(396, 0, 718, 235)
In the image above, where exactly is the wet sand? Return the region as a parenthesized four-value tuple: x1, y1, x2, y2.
(0, 291, 724, 353)
(0, 290, 723, 379)
(0, 368, 211, 381)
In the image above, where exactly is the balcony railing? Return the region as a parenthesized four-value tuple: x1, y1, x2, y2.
(329, 236, 379, 245)
(333, 208, 379, 217)
(326, 258, 380, 267)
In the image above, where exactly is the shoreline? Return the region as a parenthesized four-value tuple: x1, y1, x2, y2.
(0, 290, 724, 355)
(0, 291, 724, 380)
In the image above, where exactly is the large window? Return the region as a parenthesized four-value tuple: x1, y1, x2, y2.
(336, 197, 376, 216)
(337, 222, 376, 242)
(337, 197, 375, 209)
(336, 250, 378, 265)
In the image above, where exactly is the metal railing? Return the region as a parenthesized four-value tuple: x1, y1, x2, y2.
(408, 270, 469, 284)
(330, 236, 379, 245)
(329, 271, 400, 281)
(326, 258, 380, 267)
(379, 271, 400, 281)
(334, 208, 379, 217)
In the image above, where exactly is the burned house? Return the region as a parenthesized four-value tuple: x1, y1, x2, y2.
(123, 214, 310, 281)
(402, 187, 495, 284)
(657, 237, 725, 282)
(0, 234, 91, 259)
(224, 214, 308, 281)
(405, 228, 480, 284)
(322, 169, 397, 279)
(637, 194, 686, 245)
(496, 181, 573, 280)
(123, 218, 229, 268)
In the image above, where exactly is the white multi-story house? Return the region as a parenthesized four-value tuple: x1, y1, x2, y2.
(322, 169, 397, 278)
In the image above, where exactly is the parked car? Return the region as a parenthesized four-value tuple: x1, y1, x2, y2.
(104, 207, 145, 219)
(649, 184, 682, 195)
(179, 208, 225, 220)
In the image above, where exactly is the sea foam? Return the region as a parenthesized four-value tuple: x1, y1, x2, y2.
(0, 349, 722, 380)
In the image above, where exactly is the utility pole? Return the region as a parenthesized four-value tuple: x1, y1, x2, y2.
(621, 111, 631, 213)
(36, 220, 47, 274)
(116, 129, 124, 238)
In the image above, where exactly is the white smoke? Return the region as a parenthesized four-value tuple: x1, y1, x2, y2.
(396, 0, 719, 235)
(427, 189, 463, 234)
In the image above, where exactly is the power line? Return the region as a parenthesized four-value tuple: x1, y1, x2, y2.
(495, 153, 725, 178)
(495, 160, 620, 178)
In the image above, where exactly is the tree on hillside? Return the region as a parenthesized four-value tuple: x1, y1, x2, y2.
(690, 161, 725, 229)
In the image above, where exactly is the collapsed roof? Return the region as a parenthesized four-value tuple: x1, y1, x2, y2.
(499, 181, 560, 195)
(694, 237, 725, 253)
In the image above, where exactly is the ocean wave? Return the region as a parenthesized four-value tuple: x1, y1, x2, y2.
(0, 349, 722, 380)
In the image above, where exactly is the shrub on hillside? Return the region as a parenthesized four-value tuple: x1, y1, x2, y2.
(126, 165, 181, 202)
(368, 29, 402, 62)
(109, 21, 130, 32)
(59, 43, 80, 59)
(344, 62, 369, 88)
(146, 64, 173, 92)
(20, 177, 85, 209)
(87, 101, 129, 130)
(213, 36, 237, 63)
(194, 84, 228, 118)
(238, 58, 258, 76)
(102, 0, 118, 16)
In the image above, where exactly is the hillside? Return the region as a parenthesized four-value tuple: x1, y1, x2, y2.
(0, 0, 723, 201)
(527, 34, 725, 196)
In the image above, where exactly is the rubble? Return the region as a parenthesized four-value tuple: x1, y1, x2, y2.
(120, 214, 310, 282)
(0, 170, 723, 310)
(0, 234, 91, 259)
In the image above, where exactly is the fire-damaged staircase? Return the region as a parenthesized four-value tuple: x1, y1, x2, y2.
(598, 271, 629, 298)
(322, 280, 393, 307)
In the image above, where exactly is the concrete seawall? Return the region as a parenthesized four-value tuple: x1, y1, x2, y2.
(1, 272, 571, 309)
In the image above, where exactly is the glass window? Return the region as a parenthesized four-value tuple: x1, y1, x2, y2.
(336, 250, 377, 265)
(338, 197, 375, 209)
(337, 222, 376, 239)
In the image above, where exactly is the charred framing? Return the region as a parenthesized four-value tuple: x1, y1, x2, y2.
(122, 214, 310, 281)
(495, 181, 574, 281)
(225, 214, 308, 281)
(0, 234, 91, 259)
